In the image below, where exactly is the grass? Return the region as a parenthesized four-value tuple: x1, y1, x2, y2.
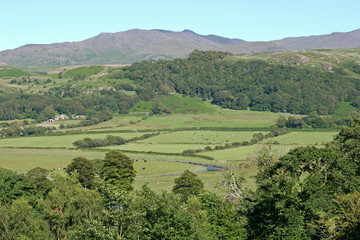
(201, 145, 265, 161)
(0, 148, 225, 192)
(115, 110, 278, 130)
(200, 131, 338, 162)
(335, 102, 358, 115)
(0, 65, 34, 78)
(62, 66, 105, 78)
(47, 107, 279, 133)
(134, 170, 224, 192)
(134, 159, 206, 177)
(54, 114, 145, 132)
(0, 148, 219, 172)
(201, 144, 295, 161)
(271, 131, 337, 145)
(99, 143, 216, 153)
(0, 99, 341, 193)
(0, 148, 106, 172)
(0, 148, 205, 176)
(139, 130, 268, 144)
(0, 132, 144, 148)
(153, 95, 217, 114)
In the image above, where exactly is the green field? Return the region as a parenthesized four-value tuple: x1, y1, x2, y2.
(134, 170, 224, 192)
(0, 65, 34, 78)
(100, 143, 216, 153)
(0, 132, 144, 148)
(200, 144, 296, 161)
(0, 106, 341, 192)
(200, 131, 338, 161)
(139, 130, 267, 144)
(0, 147, 220, 192)
(271, 132, 337, 145)
(107, 110, 277, 131)
(62, 66, 105, 78)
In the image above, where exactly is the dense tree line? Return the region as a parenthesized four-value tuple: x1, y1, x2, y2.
(73, 135, 127, 148)
(0, 90, 137, 121)
(112, 50, 360, 115)
(73, 133, 159, 148)
(0, 119, 56, 137)
(276, 112, 360, 129)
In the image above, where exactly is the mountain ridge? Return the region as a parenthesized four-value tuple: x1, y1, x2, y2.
(0, 28, 359, 66)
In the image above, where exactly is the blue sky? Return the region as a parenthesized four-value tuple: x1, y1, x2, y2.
(0, 0, 359, 51)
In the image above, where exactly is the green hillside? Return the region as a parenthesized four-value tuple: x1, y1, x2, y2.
(230, 48, 360, 75)
(0, 49, 360, 122)
(0, 64, 34, 78)
(62, 66, 105, 79)
(107, 49, 360, 115)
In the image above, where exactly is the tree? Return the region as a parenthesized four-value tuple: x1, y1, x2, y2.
(173, 170, 204, 200)
(0, 198, 52, 239)
(26, 167, 52, 197)
(194, 192, 248, 239)
(99, 151, 136, 192)
(36, 106, 56, 123)
(247, 138, 360, 239)
(0, 168, 35, 204)
(66, 157, 96, 189)
(217, 164, 246, 201)
(316, 191, 360, 239)
(43, 174, 103, 240)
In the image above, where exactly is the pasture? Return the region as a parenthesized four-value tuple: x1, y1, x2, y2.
(200, 144, 295, 162)
(139, 130, 267, 144)
(271, 131, 337, 145)
(99, 143, 216, 154)
(0, 106, 341, 192)
(60, 108, 279, 132)
(0, 132, 145, 148)
(0, 147, 220, 191)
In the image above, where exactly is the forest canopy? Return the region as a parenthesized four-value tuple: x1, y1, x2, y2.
(115, 50, 360, 115)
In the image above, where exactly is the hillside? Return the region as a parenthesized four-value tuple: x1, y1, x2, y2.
(0, 28, 359, 66)
(0, 63, 35, 78)
(107, 49, 360, 115)
(0, 49, 360, 122)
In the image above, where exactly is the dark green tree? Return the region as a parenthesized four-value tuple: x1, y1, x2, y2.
(99, 151, 136, 192)
(0, 198, 52, 239)
(0, 168, 35, 204)
(66, 157, 96, 189)
(248, 136, 360, 239)
(26, 167, 52, 197)
(36, 106, 56, 123)
(173, 170, 204, 200)
(43, 174, 103, 240)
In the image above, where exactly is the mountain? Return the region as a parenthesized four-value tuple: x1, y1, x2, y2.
(275, 28, 360, 50)
(0, 28, 359, 66)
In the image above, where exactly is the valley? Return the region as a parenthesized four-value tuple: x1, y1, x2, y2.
(0, 48, 359, 239)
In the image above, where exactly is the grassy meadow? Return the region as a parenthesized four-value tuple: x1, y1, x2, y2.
(0, 132, 145, 148)
(0, 93, 340, 192)
(139, 131, 268, 144)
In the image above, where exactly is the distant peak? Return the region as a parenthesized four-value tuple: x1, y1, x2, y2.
(182, 29, 196, 34)
(152, 29, 174, 33)
(96, 32, 112, 38)
(21, 44, 45, 48)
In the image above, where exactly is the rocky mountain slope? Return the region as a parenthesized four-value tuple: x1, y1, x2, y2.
(0, 28, 359, 66)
